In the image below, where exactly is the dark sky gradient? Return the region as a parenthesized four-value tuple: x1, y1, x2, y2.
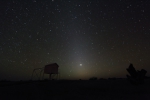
(0, 0, 150, 80)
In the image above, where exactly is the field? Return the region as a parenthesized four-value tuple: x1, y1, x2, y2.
(0, 79, 150, 100)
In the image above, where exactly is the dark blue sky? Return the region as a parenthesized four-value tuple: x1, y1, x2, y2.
(0, 0, 150, 80)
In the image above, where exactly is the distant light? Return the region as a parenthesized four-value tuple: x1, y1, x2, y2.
(80, 64, 82, 66)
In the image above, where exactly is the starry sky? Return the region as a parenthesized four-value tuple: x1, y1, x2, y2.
(0, 0, 150, 81)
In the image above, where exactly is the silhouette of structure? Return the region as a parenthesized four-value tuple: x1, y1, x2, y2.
(31, 67, 44, 80)
(31, 63, 60, 80)
(126, 63, 147, 85)
(43, 63, 60, 80)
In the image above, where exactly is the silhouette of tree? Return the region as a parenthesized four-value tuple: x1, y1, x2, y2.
(126, 63, 147, 85)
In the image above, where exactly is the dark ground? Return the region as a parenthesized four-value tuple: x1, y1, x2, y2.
(0, 79, 150, 100)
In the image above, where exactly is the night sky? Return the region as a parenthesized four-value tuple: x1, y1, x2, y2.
(0, 0, 150, 81)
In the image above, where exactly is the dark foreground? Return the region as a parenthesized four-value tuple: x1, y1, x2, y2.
(0, 79, 150, 100)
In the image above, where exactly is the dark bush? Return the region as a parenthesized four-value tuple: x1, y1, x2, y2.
(89, 77, 97, 80)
